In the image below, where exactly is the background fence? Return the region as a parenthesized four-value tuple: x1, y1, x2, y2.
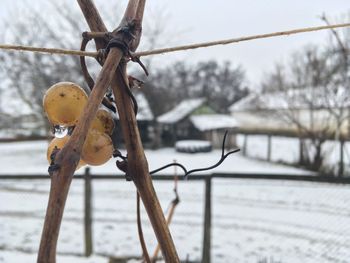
(236, 133, 350, 176)
(1, 170, 350, 262)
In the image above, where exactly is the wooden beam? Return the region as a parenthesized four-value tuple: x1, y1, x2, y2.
(202, 177, 212, 263)
(77, 0, 180, 262)
(84, 167, 93, 257)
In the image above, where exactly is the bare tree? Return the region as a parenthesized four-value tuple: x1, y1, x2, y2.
(260, 41, 350, 173)
(0, 2, 90, 133)
(0, 1, 171, 134)
(144, 60, 248, 116)
(320, 13, 350, 175)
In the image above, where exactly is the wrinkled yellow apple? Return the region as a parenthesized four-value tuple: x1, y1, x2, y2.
(91, 109, 115, 135)
(43, 82, 88, 126)
(81, 130, 114, 166)
(47, 136, 86, 170)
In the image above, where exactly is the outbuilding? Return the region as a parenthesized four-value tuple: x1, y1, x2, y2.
(157, 98, 239, 148)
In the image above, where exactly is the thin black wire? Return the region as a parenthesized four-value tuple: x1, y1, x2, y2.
(149, 131, 240, 180)
(115, 131, 239, 180)
(150, 163, 188, 176)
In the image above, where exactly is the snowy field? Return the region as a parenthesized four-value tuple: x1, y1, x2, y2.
(1, 141, 350, 263)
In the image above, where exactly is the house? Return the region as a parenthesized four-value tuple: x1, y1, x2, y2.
(229, 88, 350, 137)
(157, 98, 239, 148)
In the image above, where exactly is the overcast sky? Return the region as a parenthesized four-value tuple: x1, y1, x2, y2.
(0, 0, 349, 88)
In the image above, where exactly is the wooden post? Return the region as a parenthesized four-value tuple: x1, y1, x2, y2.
(153, 123, 162, 149)
(172, 124, 177, 145)
(242, 134, 248, 156)
(339, 140, 344, 177)
(267, 135, 272, 162)
(202, 176, 212, 263)
(299, 138, 304, 165)
(84, 167, 93, 257)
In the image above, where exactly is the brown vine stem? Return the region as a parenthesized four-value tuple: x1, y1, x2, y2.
(77, 0, 180, 262)
(37, 49, 123, 263)
(152, 162, 180, 262)
(36, 1, 144, 262)
(137, 192, 151, 263)
(1, 23, 350, 58)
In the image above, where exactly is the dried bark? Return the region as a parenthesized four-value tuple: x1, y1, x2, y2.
(37, 0, 179, 262)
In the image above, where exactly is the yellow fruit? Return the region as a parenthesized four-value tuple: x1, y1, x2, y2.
(47, 136, 86, 170)
(43, 82, 88, 126)
(81, 130, 114, 166)
(91, 109, 115, 135)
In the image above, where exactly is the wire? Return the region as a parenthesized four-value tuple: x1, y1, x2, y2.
(1, 23, 349, 58)
(149, 131, 240, 179)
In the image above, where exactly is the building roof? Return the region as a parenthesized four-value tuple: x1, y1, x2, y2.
(229, 92, 292, 111)
(157, 98, 206, 124)
(115, 92, 154, 121)
(229, 87, 350, 112)
(190, 114, 239, 131)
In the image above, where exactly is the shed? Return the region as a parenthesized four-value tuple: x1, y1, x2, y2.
(190, 114, 239, 148)
(157, 98, 239, 148)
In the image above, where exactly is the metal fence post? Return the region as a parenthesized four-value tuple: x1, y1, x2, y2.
(299, 138, 304, 165)
(202, 176, 212, 263)
(339, 140, 344, 177)
(242, 134, 248, 156)
(267, 135, 272, 162)
(84, 167, 93, 257)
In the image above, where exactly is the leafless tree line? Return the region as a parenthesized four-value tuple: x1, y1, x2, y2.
(259, 14, 350, 173)
(0, 1, 247, 134)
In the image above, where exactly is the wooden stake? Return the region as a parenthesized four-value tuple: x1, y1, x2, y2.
(37, 1, 135, 262)
(77, 0, 180, 262)
(37, 47, 124, 263)
(152, 161, 179, 262)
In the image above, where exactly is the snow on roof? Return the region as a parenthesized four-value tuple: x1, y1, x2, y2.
(230, 87, 350, 112)
(190, 114, 239, 131)
(229, 92, 290, 111)
(115, 92, 154, 121)
(229, 94, 259, 112)
(157, 98, 206, 124)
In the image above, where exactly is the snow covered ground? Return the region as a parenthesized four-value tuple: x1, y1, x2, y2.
(0, 140, 310, 176)
(0, 141, 349, 262)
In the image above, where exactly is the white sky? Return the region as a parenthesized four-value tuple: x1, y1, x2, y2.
(0, 0, 349, 88)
